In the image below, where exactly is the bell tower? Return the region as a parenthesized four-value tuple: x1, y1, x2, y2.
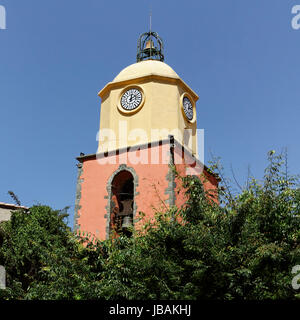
(74, 32, 219, 240)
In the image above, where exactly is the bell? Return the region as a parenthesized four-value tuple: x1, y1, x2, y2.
(122, 216, 132, 229)
(145, 39, 154, 49)
(118, 199, 133, 216)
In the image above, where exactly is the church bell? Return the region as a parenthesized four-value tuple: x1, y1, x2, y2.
(145, 40, 154, 49)
(122, 216, 133, 229)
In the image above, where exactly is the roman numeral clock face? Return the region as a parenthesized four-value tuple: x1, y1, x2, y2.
(182, 96, 194, 121)
(120, 88, 143, 111)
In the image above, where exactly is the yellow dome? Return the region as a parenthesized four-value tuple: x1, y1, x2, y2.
(113, 60, 180, 83)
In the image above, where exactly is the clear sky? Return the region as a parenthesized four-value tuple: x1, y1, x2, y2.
(0, 0, 299, 227)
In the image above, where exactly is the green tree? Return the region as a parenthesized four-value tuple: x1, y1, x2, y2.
(91, 151, 300, 300)
(0, 205, 100, 299)
(0, 151, 299, 300)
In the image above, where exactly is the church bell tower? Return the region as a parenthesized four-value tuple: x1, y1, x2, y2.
(74, 31, 218, 239)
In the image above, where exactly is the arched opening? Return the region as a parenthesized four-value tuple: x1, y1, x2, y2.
(110, 170, 134, 236)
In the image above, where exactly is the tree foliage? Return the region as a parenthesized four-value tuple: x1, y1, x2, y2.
(0, 206, 98, 299)
(0, 151, 299, 300)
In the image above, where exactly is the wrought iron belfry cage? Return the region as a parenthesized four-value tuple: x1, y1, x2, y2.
(137, 31, 164, 62)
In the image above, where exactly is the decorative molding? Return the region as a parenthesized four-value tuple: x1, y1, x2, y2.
(98, 74, 199, 103)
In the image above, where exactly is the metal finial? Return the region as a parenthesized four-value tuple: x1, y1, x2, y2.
(150, 6, 152, 33)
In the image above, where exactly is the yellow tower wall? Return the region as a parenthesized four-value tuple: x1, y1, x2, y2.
(98, 73, 199, 157)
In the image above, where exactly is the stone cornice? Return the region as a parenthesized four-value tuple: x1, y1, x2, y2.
(98, 75, 199, 102)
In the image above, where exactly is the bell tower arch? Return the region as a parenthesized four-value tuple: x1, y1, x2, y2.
(106, 165, 138, 238)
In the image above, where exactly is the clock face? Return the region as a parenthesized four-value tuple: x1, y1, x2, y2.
(120, 88, 143, 111)
(183, 96, 194, 121)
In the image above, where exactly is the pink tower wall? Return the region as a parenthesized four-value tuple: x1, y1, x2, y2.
(74, 140, 218, 240)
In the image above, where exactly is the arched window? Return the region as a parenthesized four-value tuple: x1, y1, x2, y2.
(110, 170, 134, 236)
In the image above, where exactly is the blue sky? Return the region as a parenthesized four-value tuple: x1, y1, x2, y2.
(0, 0, 299, 227)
